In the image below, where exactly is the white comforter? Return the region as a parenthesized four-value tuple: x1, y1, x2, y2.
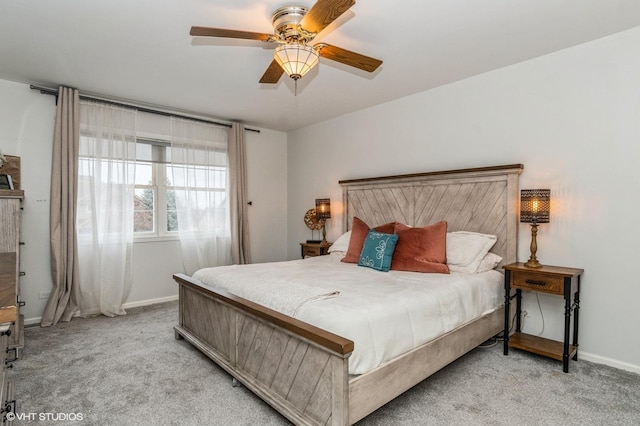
(193, 252, 503, 375)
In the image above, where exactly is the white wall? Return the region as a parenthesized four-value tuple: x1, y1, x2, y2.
(0, 81, 56, 325)
(287, 26, 640, 372)
(246, 128, 288, 264)
(0, 80, 288, 324)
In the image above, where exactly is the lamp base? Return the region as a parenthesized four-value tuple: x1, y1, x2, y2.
(524, 222, 542, 268)
(321, 223, 328, 245)
(524, 259, 542, 268)
(525, 223, 542, 268)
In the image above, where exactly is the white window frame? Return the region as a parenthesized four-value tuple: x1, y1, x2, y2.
(132, 138, 228, 242)
(133, 139, 178, 242)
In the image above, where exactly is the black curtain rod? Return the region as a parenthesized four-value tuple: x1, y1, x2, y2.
(30, 85, 260, 133)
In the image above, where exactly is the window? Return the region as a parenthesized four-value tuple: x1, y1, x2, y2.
(133, 142, 155, 233)
(133, 140, 169, 237)
(78, 137, 228, 239)
(134, 139, 228, 238)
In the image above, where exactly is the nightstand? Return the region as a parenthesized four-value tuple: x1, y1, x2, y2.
(300, 242, 332, 258)
(503, 262, 584, 373)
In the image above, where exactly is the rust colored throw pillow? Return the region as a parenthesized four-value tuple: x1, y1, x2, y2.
(341, 217, 397, 263)
(391, 221, 450, 273)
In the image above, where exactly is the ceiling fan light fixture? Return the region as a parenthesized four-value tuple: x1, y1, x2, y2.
(274, 44, 319, 80)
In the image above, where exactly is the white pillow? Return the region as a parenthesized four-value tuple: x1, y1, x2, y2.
(449, 252, 502, 274)
(328, 230, 351, 253)
(446, 231, 497, 271)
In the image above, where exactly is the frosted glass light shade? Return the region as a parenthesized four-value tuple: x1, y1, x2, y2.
(274, 44, 319, 80)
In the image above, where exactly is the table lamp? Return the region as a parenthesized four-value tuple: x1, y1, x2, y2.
(315, 198, 331, 245)
(520, 189, 550, 268)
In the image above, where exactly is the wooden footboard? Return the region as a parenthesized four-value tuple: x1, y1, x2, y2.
(174, 273, 353, 426)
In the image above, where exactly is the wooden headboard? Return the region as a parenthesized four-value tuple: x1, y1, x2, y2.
(339, 164, 523, 265)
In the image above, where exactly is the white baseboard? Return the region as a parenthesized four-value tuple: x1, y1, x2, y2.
(579, 351, 640, 375)
(25, 316, 44, 326)
(122, 294, 178, 310)
(24, 294, 179, 327)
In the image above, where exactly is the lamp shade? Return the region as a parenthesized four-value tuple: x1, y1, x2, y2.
(315, 198, 331, 219)
(520, 189, 550, 224)
(274, 44, 319, 80)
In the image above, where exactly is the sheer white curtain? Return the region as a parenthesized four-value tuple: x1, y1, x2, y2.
(170, 117, 231, 274)
(76, 101, 137, 317)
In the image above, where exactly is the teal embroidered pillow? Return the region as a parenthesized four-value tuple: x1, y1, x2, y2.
(358, 230, 399, 272)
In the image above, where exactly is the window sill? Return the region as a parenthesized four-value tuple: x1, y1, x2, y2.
(133, 235, 180, 244)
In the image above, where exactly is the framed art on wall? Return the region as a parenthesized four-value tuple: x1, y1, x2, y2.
(0, 155, 20, 189)
(0, 174, 13, 190)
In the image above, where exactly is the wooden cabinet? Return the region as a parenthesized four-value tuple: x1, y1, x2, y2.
(0, 191, 24, 350)
(0, 326, 15, 424)
(503, 262, 583, 373)
(299, 242, 332, 258)
(0, 190, 22, 422)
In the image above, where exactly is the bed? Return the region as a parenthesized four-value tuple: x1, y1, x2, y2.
(173, 164, 523, 425)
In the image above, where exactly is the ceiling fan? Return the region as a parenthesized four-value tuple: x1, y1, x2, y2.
(190, 0, 382, 87)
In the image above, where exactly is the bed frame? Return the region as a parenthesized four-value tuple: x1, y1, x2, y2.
(174, 164, 523, 425)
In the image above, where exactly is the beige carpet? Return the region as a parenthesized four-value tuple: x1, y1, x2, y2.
(12, 301, 640, 425)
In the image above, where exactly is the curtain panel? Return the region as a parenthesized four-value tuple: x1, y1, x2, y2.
(229, 122, 251, 264)
(42, 86, 81, 327)
(76, 101, 137, 317)
(170, 117, 232, 274)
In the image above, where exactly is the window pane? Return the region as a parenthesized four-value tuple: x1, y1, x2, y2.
(134, 188, 155, 233)
(167, 189, 178, 232)
(173, 189, 228, 234)
(136, 143, 153, 163)
(79, 135, 136, 160)
(135, 162, 153, 185)
(79, 157, 135, 185)
(76, 175, 94, 235)
(167, 146, 227, 167)
(168, 164, 227, 189)
(208, 167, 226, 188)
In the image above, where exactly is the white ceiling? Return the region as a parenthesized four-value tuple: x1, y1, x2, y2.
(2, 0, 640, 132)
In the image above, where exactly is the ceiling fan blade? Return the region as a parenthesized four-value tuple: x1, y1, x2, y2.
(190, 26, 273, 41)
(317, 44, 382, 72)
(259, 59, 284, 84)
(300, 0, 356, 34)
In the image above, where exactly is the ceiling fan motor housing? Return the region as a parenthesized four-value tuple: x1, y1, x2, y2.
(272, 6, 309, 41)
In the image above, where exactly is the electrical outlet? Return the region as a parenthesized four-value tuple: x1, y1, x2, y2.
(38, 291, 51, 300)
